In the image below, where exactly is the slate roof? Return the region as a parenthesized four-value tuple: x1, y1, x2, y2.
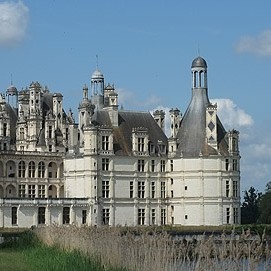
(176, 88, 228, 157)
(92, 110, 168, 156)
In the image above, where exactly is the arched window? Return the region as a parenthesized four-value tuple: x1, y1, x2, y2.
(18, 161, 26, 178)
(6, 184, 16, 197)
(29, 161, 35, 178)
(48, 184, 57, 198)
(48, 162, 57, 178)
(6, 160, 16, 177)
(38, 161, 45, 178)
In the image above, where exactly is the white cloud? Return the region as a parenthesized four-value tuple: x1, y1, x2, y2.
(211, 98, 254, 130)
(142, 95, 162, 107)
(0, 1, 29, 46)
(150, 106, 172, 137)
(235, 29, 271, 56)
(117, 88, 162, 110)
(116, 88, 135, 108)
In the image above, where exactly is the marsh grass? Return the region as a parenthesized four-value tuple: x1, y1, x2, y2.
(34, 225, 271, 271)
(0, 231, 123, 271)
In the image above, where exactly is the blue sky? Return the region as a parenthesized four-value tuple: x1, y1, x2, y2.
(0, 0, 271, 194)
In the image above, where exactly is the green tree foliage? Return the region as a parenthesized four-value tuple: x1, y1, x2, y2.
(241, 186, 261, 224)
(258, 181, 271, 224)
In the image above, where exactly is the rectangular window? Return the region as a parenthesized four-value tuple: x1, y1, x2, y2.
(232, 138, 237, 152)
(48, 125, 52, 139)
(233, 180, 238, 198)
(102, 158, 109, 171)
(28, 162, 35, 178)
(161, 181, 166, 198)
(233, 207, 238, 224)
(102, 181, 110, 198)
(130, 181, 133, 198)
(170, 160, 173, 171)
(48, 145, 52, 152)
(18, 185, 26, 198)
(28, 185, 35, 198)
(38, 162, 45, 178)
(151, 209, 156, 225)
(3, 123, 7, 137)
(161, 209, 166, 225)
(138, 208, 145, 225)
(159, 144, 166, 154)
(19, 127, 24, 140)
(160, 160, 166, 172)
(12, 207, 17, 225)
(137, 137, 144, 152)
(38, 185, 46, 198)
(63, 207, 70, 224)
(138, 181, 145, 198)
(151, 181, 155, 198)
(171, 190, 174, 198)
(138, 159, 145, 172)
(225, 159, 229, 171)
(38, 207, 46, 224)
(150, 160, 155, 172)
(18, 162, 25, 178)
(171, 178, 174, 185)
(102, 208, 110, 225)
(82, 210, 87, 224)
(149, 144, 155, 154)
(226, 207, 230, 224)
(226, 180, 230, 197)
(102, 135, 109, 151)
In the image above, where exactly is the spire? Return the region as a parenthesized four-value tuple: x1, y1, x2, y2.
(176, 56, 210, 157)
(96, 54, 99, 70)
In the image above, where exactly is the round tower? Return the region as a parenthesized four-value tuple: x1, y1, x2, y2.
(191, 56, 208, 89)
(91, 68, 105, 109)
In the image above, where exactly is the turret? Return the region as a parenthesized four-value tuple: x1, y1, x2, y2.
(91, 68, 104, 109)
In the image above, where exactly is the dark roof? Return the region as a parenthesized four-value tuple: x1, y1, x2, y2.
(176, 88, 228, 157)
(92, 110, 168, 156)
(191, 56, 207, 68)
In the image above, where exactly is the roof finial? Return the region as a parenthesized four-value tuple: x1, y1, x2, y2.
(197, 43, 200, 57)
(10, 73, 13, 85)
(96, 54, 99, 70)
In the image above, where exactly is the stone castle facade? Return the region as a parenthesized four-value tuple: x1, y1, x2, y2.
(0, 56, 240, 227)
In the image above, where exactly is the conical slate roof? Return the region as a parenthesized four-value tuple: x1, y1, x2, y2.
(176, 57, 227, 157)
(176, 88, 211, 157)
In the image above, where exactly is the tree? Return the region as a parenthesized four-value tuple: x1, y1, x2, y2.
(258, 181, 271, 224)
(241, 186, 261, 224)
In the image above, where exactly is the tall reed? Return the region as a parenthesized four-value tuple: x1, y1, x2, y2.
(34, 225, 271, 271)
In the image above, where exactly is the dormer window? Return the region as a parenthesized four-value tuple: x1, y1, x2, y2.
(158, 141, 166, 154)
(102, 135, 109, 151)
(149, 143, 155, 154)
(138, 137, 144, 152)
(132, 127, 149, 156)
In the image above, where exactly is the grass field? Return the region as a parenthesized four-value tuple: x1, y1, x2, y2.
(0, 249, 30, 271)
